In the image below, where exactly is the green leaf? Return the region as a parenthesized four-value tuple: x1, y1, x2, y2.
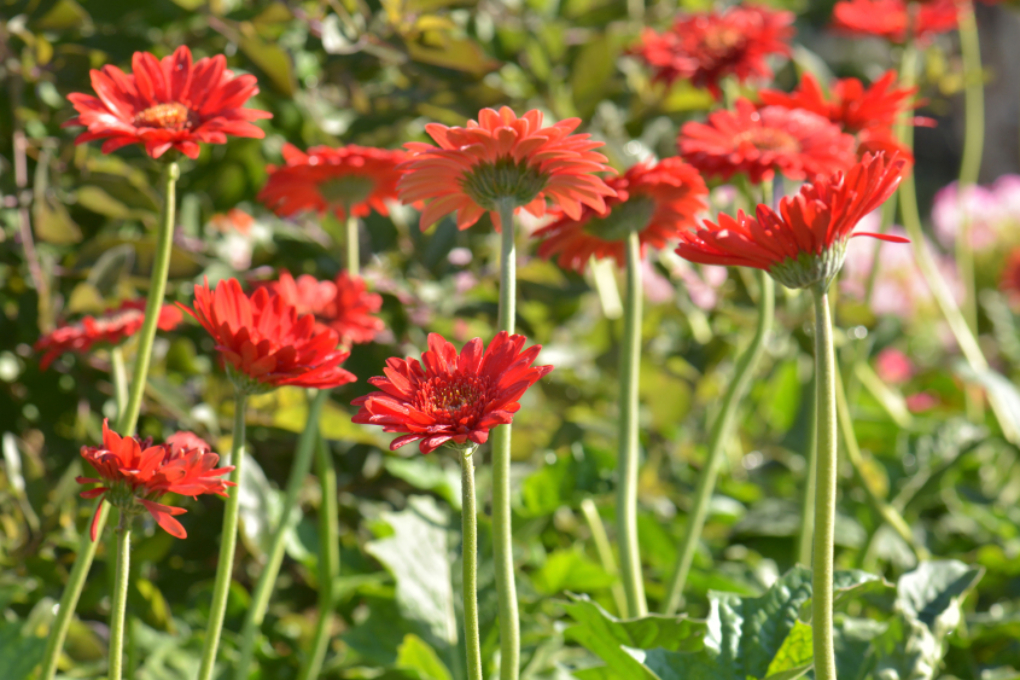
(238, 35, 295, 96)
(384, 456, 461, 509)
(236, 451, 285, 560)
(764, 621, 812, 678)
(834, 617, 885, 680)
(533, 548, 614, 595)
(799, 570, 894, 620)
(563, 594, 703, 679)
(0, 620, 47, 680)
(396, 634, 454, 680)
(365, 496, 458, 662)
(520, 453, 573, 517)
(570, 34, 620, 116)
(34, 196, 82, 244)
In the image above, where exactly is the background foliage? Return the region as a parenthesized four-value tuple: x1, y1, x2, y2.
(2, 0, 1020, 678)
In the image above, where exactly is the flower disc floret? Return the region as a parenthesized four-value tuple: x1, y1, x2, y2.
(676, 152, 909, 290)
(258, 144, 406, 221)
(679, 99, 857, 184)
(398, 107, 617, 232)
(534, 157, 708, 273)
(265, 271, 384, 346)
(36, 300, 183, 370)
(831, 0, 958, 42)
(64, 45, 271, 159)
(181, 278, 356, 393)
(352, 331, 553, 454)
(635, 5, 795, 98)
(77, 421, 234, 540)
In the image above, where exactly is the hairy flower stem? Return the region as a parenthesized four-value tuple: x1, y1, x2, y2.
(617, 230, 646, 617)
(37, 160, 179, 680)
(237, 390, 329, 680)
(347, 213, 360, 276)
(796, 374, 819, 567)
(297, 436, 340, 680)
(460, 445, 484, 680)
(493, 199, 519, 679)
(199, 392, 248, 680)
(958, 0, 984, 333)
(811, 286, 838, 680)
(108, 513, 131, 680)
(662, 270, 774, 615)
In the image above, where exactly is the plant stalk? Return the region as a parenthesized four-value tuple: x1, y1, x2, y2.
(297, 435, 340, 680)
(347, 214, 360, 277)
(957, 0, 984, 333)
(108, 513, 131, 680)
(111, 347, 129, 420)
(811, 286, 838, 680)
(459, 445, 484, 680)
(662, 270, 773, 614)
(579, 499, 627, 616)
(236, 390, 330, 679)
(796, 373, 818, 567)
(198, 392, 248, 680)
(493, 199, 519, 679)
(617, 230, 646, 618)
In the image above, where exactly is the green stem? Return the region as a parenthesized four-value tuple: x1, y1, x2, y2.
(834, 369, 930, 561)
(108, 512, 131, 680)
(459, 445, 483, 680)
(493, 199, 519, 679)
(662, 270, 774, 615)
(236, 389, 329, 680)
(579, 499, 627, 616)
(111, 347, 128, 420)
(198, 391, 248, 680)
(811, 287, 838, 680)
(117, 161, 179, 435)
(346, 213, 360, 277)
(796, 374, 819, 567)
(617, 230, 646, 618)
(36, 161, 178, 680)
(297, 435, 339, 680)
(958, 0, 984, 305)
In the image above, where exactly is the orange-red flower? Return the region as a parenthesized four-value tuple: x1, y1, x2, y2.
(831, 0, 958, 42)
(77, 421, 234, 540)
(265, 271, 384, 345)
(258, 144, 406, 221)
(36, 300, 183, 370)
(181, 278, 356, 392)
(64, 45, 271, 159)
(679, 99, 858, 184)
(210, 208, 255, 236)
(534, 157, 708, 273)
(676, 152, 909, 289)
(635, 5, 795, 98)
(399, 107, 617, 231)
(352, 331, 553, 454)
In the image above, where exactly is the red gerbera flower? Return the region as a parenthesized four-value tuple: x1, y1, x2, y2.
(676, 152, 909, 289)
(64, 45, 271, 159)
(1000, 247, 1020, 306)
(77, 420, 235, 540)
(265, 270, 384, 346)
(258, 144, 406, 221)
(181, 278, 356, 393)
(534, 157, 708, 273)
(679, 99, 858, 184)
(399, 107, 617, 231)
(36, 300, 183, 370)
(831, 0, 958, 42)
(635, 5, 795, 98)
(352, 331, 553, 454)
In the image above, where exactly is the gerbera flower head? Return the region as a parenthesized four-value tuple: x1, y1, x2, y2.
(64, 45, 271, 159)
(352, 331, 553, 454)
(36, 300, 183, 370)
(398, 107, 617, 232)
(265, 270, 384, 346)
(77, 420, 235, 540)
(181, 278, 356, 393)
(676, 152, 909, 290)
(831, 0, 958, 43)
(534, 157, 708, 273)
(258, 144, 406, 221)
(635, 5, 795, 98)
(678, 99, 857, 184)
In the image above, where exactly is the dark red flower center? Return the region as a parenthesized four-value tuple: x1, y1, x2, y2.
(134, 102, 194, 130)
(582, 196, 657, 242)
(735, 127, 799, 154)
(418, 375, 486, 421)
(318, 175, 377, 208)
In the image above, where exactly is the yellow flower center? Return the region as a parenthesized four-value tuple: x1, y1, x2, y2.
(735, 127, 799, 154)
(134, 102, 193, 130)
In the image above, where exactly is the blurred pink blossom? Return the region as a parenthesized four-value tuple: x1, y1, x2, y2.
(667, 256, 728, 310)
(641, 258, 676, 304)
(906, 392, 939, 413)
(932, 175, 1020, 251)
(874, 347, 913, 383)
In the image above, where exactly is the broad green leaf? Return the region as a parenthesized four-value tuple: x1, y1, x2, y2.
(532, 548, 614, 595)
(34, 197, 82, 244)
(799, 570, 894, 620)
(130, 578, 174, 632)
(563, 594, 703, 679)
(520, 452, 573, 517)
(0, 620, 46, 680)
(237, 451, 285, 560)
(406, 34, 500, 76)
(834, 617, 885, 680)
(570, 35, 620, 116)
(239, 35, 295, 96)
(366, 496, 459, 662)
(396, 634, 454, 680)
(764, 621, 812, 678)
(385, 456, 461, 509)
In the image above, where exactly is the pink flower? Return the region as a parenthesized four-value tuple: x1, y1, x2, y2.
(875, 348, 914, 383)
